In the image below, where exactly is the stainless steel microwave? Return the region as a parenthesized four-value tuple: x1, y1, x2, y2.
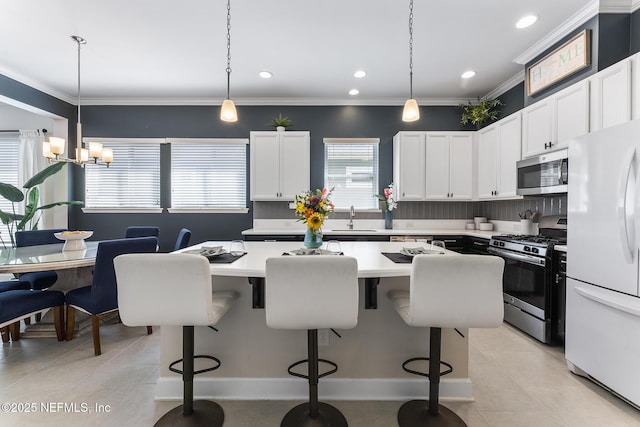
(516, 149, 568, 195)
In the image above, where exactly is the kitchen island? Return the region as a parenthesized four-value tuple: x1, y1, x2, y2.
(156, 240, 489, 402)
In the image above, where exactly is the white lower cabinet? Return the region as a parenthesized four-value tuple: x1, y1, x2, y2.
(477, 112, 522, 199)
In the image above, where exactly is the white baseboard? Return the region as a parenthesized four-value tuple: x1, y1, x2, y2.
(155, 377, 473, 402)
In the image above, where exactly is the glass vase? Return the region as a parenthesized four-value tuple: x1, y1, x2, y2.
(384, 210, 393, 229)
(304, 228, 323, 249)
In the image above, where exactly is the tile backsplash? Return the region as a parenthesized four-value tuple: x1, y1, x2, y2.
(253, 195, 567, 222)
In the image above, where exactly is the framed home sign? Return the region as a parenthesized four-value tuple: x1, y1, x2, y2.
(526, 29, 591, 96)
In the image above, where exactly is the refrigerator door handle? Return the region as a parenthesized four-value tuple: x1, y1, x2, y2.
(618, 147, 636, 264)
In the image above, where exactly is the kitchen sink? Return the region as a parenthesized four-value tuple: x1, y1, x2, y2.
(329, 229, 378, 232)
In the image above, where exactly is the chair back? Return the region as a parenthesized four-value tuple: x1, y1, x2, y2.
(265, 256, 359, 330)
(125, 226, 160, 238)
(90, 237, 158, 314)
(114, 253, 223, 326)
(173, 228, 192, 251)
(16, 229, 67, 247)
(408, 254, 505, 328)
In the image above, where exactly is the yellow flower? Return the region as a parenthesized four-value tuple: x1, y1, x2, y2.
(295, 203, 305, 214)
(308, 213, 323, 229)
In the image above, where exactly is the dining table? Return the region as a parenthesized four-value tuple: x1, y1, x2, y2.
(157, 240, 475, 403)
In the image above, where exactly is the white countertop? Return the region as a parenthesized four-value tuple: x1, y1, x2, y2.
(242, 227, 496, 239)
(178, 240, 462, 279)
(554, 245, 567, 252)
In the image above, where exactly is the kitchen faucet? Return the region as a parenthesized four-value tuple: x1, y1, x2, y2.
(348, 205, 355, 229)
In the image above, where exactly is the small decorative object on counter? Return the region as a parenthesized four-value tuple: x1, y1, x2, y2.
(295, 187, 334, 249)
(269, 113, 293, 131)
(518, 209, 537, 235)
(376, 182, 397, 230)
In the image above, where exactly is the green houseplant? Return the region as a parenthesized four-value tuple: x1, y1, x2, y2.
(269, 113, 293, 130)
(0, 162, 83, 247)
(460, 97, 503, 128)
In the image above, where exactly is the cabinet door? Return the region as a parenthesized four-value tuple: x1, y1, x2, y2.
(592, 59, 631, 131)
(393, 132, 425, 200)
(522, 99, 553, 158)
(477, 125, 498, 199)
(279, 132, 310, 200)
(497, 113, 522, 198)
(250, 132, 281, 200)
(425, 133, 450, 199)
(556, 80, 589, 147)
(448, 134, 473, 200)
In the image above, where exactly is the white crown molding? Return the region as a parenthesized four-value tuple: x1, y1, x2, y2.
(0, 67, 75, 105)
(484, 71, 525, 99)
(599, 0, 636, 13)
(632, 0, 640, 12)
(513, 0, 600, 65)
(81, 97, 468, 107)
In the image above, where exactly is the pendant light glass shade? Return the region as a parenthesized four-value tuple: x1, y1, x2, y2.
(402, 98, 420, 122)
(220, 99, 238, 122)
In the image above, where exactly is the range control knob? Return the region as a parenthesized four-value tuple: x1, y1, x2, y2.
(532, 247, 539, 254)
(524, 246, 530, 252)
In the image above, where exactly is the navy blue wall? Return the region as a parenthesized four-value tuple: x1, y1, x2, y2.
(631, 8, 640, 54)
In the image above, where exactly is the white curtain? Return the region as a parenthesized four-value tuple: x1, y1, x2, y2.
(19, 130, 47, 228)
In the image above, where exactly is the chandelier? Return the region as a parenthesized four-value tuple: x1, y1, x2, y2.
(42, 35, 113, 167)
(402, 0, 420, 122)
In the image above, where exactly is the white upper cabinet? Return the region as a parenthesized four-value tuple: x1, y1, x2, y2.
(591, 57, 631, 130)
(394, 131, 473, 201)
(522, 80, 589, 158)
(250, 131, 310, 201)
(477, 113, 522, 200)
(393, 132, 426, 200)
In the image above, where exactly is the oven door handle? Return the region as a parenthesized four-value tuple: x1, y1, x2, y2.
(488, 247, 544, 266)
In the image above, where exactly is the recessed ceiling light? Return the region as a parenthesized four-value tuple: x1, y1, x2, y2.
(353, 70, 367, 78)
(461, 70, 476, 79)
(349, 89, 360, 96)
(259, 71, 273, 79)
(516, 15, 538, 29)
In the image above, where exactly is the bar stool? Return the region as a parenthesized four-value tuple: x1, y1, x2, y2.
(387, 254, 504, 427)
(265, 255, 359, 427)
(114, 253, 237, 427)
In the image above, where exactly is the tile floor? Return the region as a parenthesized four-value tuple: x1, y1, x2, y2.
(1, 322, 640, 426)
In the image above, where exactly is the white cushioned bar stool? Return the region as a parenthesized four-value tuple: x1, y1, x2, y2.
(387, 254, 504, 427)
(114, 253, 237, 427)
(265, 255, 359, 427)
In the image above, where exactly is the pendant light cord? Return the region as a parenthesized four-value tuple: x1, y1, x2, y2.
(408, 0, 414, 99)
(226, 0, 232, 99)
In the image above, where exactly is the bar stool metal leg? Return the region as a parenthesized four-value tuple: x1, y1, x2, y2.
(154, 326, 225, 427)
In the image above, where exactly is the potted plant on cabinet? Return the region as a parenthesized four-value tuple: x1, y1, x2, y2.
(269, 113, 293, 131)
(460, 97, 503, 129)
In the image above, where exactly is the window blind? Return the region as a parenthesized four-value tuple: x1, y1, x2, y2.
(85, 141, 161, 209)
(0, 133, 20, 214)
(170, 140, 247, 209)
(324, 139, 379, 209)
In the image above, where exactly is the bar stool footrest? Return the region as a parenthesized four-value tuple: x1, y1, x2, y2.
(287, 358, 338, 380)
(169, 355, 221, 376)
(402, 357, 453, 378)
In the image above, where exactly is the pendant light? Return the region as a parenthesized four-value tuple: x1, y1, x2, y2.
(402, 0, 420, 122)
(220, 0, 238, 122)
(42, 36, 113, 167)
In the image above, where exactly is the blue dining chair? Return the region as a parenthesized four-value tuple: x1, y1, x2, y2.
(0, 289, 65, 343)
(125, 226, 160, 238)
(64, 237, 158, 356)
(15, 229, 67, 290)
(173, 228, 192, 251)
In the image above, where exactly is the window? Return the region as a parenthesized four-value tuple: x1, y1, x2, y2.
(0, 132, 19, 241)
(84, 138, 162, 211)
(324, 138, 379, 209)
(169, 138, 248, 212)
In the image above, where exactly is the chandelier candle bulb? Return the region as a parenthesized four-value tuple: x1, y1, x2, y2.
(42, 141, 54, 158)
(48, 137, 65, 156)
(102, 148, 113, 165)
(76, 148, 89, 163)
(89, 142, 103, 159)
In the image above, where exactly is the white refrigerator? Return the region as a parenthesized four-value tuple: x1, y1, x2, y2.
(567, 119, 640, 407)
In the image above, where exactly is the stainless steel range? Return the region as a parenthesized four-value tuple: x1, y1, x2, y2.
(488, 215, 567, 344)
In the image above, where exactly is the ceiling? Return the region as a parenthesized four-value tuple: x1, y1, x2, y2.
(0, 0, 605, 106)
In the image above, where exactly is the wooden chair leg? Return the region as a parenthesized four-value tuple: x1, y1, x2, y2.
(66, 305, 76, 341)
(9, 322, 20, 341)
(53, 306, 65, 341)
(92, 315, 101, 356)
(35, 313, 42, 322)
(147, 326, 153, 335)
(23, 317, 31, 325)
(1, 326, 9, 343)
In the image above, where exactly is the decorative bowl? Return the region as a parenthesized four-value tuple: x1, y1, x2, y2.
(54, 231, 93, 251)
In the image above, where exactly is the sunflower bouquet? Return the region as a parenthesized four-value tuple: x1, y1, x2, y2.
(295, 187, 335, 236)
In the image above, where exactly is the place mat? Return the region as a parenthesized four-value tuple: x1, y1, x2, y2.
(282, 249, 344, 256)
(209, 252, 247, 264)
(381, 252, 413, 263)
